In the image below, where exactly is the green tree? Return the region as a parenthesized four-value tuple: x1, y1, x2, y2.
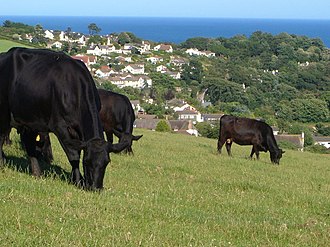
(277, 98, 329, 123)
(87, 35, 105, 45)
(195, 122, 219, 139)
(315, 123, 330, 136)
(181, 59, 204, 85)
(180, 37, 210, 50)
(287, 123, 314, 146)
(88, 23, 101, 35)
(155, 120, 171, 132)
(117, 32, 130, 45)
(3, 20, 12, 27)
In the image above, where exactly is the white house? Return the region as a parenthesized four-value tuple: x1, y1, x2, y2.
(313, 136, 330, 149)
(87, 44, 117, 56)
(123, 64, 145, 74)
(95, 65, 113, 78)
(186, 48, 200, 56)
(170, 56, 187, 67)
(77, 35, 87, 46)
(177, 110, 203, 123)
(165, 71, 181, 79)
(140, 40, 151, 53)
(173, 103, 196, 112)
(115, 56, 132, 63)
(186, 48, 215, 57)
(123, 43, 134, 50)
(48, 41, 63, 49)
(44, 30, 54, 40)
(202, 50, 216, 57)
(108, 74, 151, 89)
(59, 31, 69, 41)
(86, 45, 101, 56)
(153, 44, 173, 53)
(146, 56, 164, 64)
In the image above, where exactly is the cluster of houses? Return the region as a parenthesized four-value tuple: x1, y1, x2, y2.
(39, 29, 216, 90)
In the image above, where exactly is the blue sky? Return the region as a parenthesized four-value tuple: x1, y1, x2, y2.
(1, 0, 330, 19)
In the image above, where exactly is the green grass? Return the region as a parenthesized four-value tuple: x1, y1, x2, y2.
(0, 39, 31, 52)
(0, 130, 329, 246)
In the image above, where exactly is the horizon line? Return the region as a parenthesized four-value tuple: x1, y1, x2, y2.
(1, 15, 330, 21)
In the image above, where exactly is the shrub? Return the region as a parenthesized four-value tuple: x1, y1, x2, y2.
(287, 123, 314, 146)
(304, 144, 330, 154)
(155, 120, 171, 132)
(195, 122, 219, 139)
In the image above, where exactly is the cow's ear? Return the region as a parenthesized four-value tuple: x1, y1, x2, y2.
(132, 135, 143, 141)
(107, 141, 129, 153)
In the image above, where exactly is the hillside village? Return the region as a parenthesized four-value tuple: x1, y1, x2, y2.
(2, 24, 330, 150)
(37, 29, 219, 134)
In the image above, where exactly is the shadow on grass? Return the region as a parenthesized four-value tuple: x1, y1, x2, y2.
(3, 154, 71, 183)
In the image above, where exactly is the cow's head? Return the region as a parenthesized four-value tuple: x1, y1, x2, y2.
(83, 138, 109, 190)
(270, 148, 285, 165)
(83, 138, 129, 190)
(113, 129, 143, 154)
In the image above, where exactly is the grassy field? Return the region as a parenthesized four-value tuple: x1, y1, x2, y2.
(0, 39, 31, 52)
(0, 129, 329, 246)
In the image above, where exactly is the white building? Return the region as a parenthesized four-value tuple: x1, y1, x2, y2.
(153, 44, 173, 53)
(123, 64, 145, 74)
(44, 30, 54, 40)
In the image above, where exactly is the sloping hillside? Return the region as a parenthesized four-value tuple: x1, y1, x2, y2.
(0, 129, 329, 246)
(0, 39, 31, 52)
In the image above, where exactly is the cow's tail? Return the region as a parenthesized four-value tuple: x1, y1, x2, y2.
(217, 116, 224, 153)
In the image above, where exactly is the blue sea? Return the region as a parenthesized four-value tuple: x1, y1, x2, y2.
(1, 16, 330, 47)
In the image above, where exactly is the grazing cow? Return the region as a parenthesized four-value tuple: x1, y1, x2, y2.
(217, 115, 284, 164)
(0, 47, 128, 189)
(26, 89, 143, 161)
(98, 89, 142, 154)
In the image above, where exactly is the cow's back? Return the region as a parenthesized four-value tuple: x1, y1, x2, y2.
(98, 89, 134, 134)
(6, 48, 102, 140)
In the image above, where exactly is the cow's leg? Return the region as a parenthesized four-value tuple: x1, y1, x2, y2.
(0, 134, 6, 166)
(255, 149, 260, 160)
(54, 126, 85, 187)
(39, 133, 54, 164)
(20, 130, 42, 177)
(217, 136, 226, 154)
(56, 136, 84, 186)
(250, 146, 255, 159)
(105, 130, 114, 144)
(225, 139, 233, 156)
(69, 158, 84, 187)
(250, 145, 260, 160)
(0, 120, 11, 165)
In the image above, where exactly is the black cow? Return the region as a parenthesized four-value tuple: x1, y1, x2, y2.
(98, 89, 142, 154)
(0, 47, 128, 189)
(25, 89, 143, 161)
(217, 115, 284, 164)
